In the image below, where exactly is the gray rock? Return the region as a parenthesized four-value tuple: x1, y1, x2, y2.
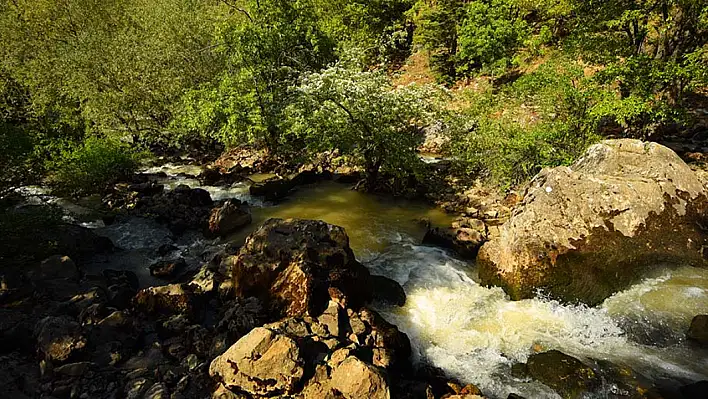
(208, 200, 251, 237)
(479, 139, 708, 304)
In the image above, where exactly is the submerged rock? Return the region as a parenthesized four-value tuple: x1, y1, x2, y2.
(479, 139, 708, 304)
(687, 315, 708, 345)
(526, 350, 599, 398)
(231, 218, 374, 317)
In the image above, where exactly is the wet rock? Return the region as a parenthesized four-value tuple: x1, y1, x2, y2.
(36, 255, 80, 280)
(104, 270, 139, 309)
(330, 356, 390, 399)
(526, 350, 599, 398)
(249, 177, 295, 201)
(208, 200, 252, 237)
(110, 184, 215, 235)
(209, 327, 305, 396)
(149, 258, 186, 280)
(20, 223, 114, 262)
(357, 308, 411, 371)
(370, 275, 406, 307)
(133, 284, 201, 320)
(680, 381, 708, 398)
(35, 316, 87, 363)
(290, 170, 324, 186)
(231, 218, 372, 317)
(54, 361, 92, 377)
(479, 139, 708, 304)
(687, 315, 708, 345)
(423, 226, 487, 259)
(0, 353, 40, 398)
(128, 182, 164, 196)
(590, 359, 656, 399)
(199, 167, 245, 186)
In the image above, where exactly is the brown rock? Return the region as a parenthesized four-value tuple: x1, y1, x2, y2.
(526, 350, 598, 398)
(330, 356, 390, 399)
(479, 139, 708, 304)
(35, 316, 87, 363)
(208, 200, 252, 237)
(209, 327, 304, 396)
(231, 218, 372, 317)
(133, 284, 199, 319)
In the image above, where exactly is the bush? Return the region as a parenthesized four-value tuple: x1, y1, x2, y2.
(46, 136, 142, 195)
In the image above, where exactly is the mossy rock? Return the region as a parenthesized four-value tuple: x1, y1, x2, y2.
(526, 350, 599, 398)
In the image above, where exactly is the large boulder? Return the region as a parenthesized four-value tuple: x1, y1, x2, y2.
(478, 139, 708, 304)
(231, 218, 373, 317)
(209, 327, 305, 397)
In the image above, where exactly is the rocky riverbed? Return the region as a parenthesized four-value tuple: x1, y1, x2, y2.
(2, 140, 708, 399)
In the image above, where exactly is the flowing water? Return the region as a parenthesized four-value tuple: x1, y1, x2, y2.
(19, 165, 708, 398)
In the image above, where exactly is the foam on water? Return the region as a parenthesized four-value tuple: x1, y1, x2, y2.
(368, 243, 708, 398)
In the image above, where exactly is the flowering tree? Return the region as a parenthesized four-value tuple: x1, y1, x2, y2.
(286, 65, 443, 190)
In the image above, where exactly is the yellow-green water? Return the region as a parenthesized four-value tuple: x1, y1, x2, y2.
(248, 181, 454, 256)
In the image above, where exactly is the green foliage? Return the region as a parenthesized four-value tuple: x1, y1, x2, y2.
(457, 0, 529, 74)
(408, 0, 466, 81)
(314, 0, 414, 65)
(451, 57, 599, 186)
(286, 64, 443, 189)
(46, 136, 143, 195)
(172, 0, 335, 152)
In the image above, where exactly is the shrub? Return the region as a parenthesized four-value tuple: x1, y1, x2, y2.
(46, 136, 142, 195)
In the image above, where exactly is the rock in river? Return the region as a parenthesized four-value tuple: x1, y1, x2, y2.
(478, 139, 708, 304)
(687, 315, 708, 345)
(207, 199, 252, 237)
(230, 218, 375, 317)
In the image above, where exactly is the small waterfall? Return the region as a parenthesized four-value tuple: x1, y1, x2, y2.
(368, 243, 708, 398)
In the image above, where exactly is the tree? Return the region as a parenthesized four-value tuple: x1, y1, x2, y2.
(286, 65, 442, 190)
(408, 0, 467, 81)
(172, 0, 335, 153)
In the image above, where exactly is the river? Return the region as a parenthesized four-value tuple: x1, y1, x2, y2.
(21, 164, 708, 398)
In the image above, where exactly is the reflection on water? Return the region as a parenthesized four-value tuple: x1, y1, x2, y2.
(249, 182, 454, 257)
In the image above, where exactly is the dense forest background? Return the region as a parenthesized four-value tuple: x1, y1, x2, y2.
(1, 0, 706, 196)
